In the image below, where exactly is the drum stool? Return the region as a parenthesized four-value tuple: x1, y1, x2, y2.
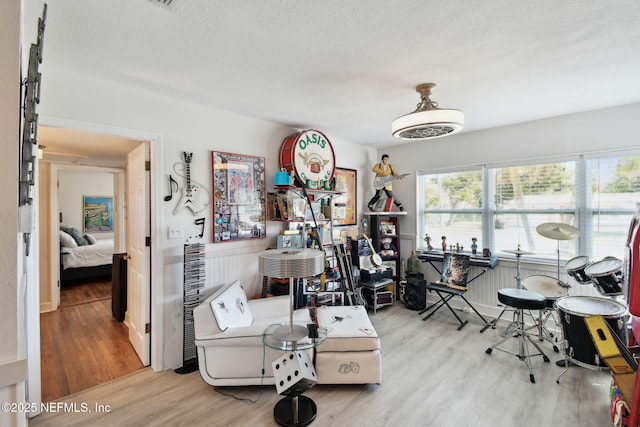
(486, 288, 551, 383)
(525, 307, 560, 353)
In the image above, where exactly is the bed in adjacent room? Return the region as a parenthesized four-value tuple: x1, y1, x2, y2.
(59, 226, 114, 285)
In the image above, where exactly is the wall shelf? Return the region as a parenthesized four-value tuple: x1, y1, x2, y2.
(268, 187, 346, 306)
(365, 212, 406, 299)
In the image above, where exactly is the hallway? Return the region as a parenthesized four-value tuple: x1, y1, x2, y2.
(40, 281, 143, 402)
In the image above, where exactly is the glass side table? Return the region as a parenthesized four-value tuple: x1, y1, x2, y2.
(263, 323, 328, 351)
(263, 323, 328, 427)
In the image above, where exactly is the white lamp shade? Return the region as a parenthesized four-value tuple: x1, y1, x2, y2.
(258, 248, 325, 278)
(392, 108, 464, 140)
(259, 248, 325, 343)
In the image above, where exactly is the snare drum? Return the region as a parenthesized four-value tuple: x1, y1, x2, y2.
(522, 275, 569, 308)
(565, 256, 592, 284)
(554, 295, 627, 368)
(585, 258, 623, 296)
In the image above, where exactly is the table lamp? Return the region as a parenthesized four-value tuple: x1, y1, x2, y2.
(258, 248, 325, 342)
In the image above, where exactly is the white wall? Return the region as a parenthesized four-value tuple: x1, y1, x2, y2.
(0, 0, 20, 363)
(36, 66, 376, 370)
(1, 1, 27, 425)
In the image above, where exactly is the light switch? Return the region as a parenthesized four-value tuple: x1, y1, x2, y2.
(168, 225, 184, 239)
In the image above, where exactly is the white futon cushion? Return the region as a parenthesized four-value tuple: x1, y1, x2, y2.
(316, 305, 380, 353)
(209, 280, 253, 331)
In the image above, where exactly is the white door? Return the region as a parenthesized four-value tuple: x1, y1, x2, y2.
(127, 143, 150, 365)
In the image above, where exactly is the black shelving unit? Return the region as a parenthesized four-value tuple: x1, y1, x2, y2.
(367, 212, 404, 299)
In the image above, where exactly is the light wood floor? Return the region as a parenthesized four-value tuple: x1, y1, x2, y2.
(40, 281, 143, 403)
(32, 303, 614, 427)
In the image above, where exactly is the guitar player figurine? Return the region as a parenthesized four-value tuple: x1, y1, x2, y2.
(367, 154, 405, 212)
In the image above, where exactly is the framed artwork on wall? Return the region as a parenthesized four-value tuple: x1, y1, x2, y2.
(333, 167, 357, 226)
(83, 196, 114, 232)
(212, 151, 266, 242)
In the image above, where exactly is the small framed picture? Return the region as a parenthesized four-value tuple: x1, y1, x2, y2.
(83, 196, 114, 233)
(333, 168, 357, 226)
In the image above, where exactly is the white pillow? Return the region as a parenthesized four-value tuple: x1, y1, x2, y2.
(59, 230, 78, 248)
(84, 234, 97, 245)
(209, 281, 253, 331)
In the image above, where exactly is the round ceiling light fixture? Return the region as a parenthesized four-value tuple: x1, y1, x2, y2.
(391, 83, 464, 140)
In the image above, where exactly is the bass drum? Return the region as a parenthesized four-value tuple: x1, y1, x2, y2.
(279, 130, 335, 187)
(555, 295, 627, 368)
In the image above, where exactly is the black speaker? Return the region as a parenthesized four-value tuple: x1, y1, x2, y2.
(404, 276, 426, 310)
(111, 253, 128, 322)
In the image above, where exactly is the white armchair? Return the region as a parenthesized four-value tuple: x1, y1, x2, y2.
(193, 280, 312, 386)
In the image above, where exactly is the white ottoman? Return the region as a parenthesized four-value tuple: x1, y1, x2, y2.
(315, 305, 382, 384)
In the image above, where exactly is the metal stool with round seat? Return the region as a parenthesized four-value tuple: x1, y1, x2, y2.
(485, 288, 551, 383)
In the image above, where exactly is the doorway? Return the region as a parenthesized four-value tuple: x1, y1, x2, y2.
(36, 124, 155, 404)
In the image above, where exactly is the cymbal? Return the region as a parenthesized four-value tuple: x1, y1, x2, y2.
(536, 222, 580, 240)
(503, 248, 534, 255)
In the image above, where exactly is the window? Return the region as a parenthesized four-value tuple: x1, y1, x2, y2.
(418, 153, 640, 262)
(587, 156, 640, 260)
(420, 170, 482, 252)
(493, 162, 576, 260)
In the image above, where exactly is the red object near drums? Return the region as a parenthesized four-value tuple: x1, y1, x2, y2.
(625, 210, 640, 315)
(279, 130, 336, 187)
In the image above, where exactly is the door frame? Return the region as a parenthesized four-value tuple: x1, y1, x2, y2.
(50, 164, 126, 311)
(30, 116, 164, 412)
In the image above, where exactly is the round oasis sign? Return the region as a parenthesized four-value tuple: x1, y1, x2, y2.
(279, 129, 336, 185)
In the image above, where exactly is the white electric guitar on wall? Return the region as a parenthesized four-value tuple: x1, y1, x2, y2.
(174, 152, 205, 215)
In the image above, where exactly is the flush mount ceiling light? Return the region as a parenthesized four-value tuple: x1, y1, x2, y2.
(392, 83, 464, 140)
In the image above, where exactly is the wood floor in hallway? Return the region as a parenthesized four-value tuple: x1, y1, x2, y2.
(40, 281, 143, 403)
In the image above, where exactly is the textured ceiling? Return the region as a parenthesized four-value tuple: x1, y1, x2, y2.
(28, 0, 640, 162)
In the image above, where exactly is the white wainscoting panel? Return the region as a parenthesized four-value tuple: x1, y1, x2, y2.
(163, 244, 265, 369)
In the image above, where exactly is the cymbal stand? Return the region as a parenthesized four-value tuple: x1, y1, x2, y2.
(555, 240, 561, 279)
(491, 248, 524, 335)
(514, 249, 524, 289)
(532, 240, 563, 352)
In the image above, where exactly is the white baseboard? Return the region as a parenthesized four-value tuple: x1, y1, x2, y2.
(0, 358, 27, 389)
(39, 301, 55, 313)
